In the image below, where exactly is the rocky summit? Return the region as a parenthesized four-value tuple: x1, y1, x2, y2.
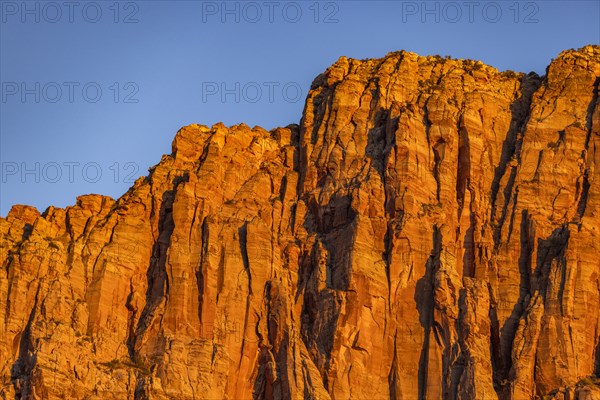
(1, 46, 600, 400)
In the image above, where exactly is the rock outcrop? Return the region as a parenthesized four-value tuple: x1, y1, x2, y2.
(1, 45, 599, 399)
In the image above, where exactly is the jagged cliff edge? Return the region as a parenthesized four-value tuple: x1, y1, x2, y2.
(1, 45, 599, 399)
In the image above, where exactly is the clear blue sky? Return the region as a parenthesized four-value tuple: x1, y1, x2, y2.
(1, 0, 599, 216)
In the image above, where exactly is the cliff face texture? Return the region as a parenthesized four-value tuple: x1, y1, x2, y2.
(1, 46, 600, 400)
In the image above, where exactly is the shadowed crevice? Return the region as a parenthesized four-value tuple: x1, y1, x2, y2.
(532, 225, 570, 307)
(491, 73, 541, 246)
(584, 77, 599, 149)
(130, 189, 175, 352)
(388, 332, 400, 400)
(578, 77, 599, 221)
(196, 216, 209, 324)
(487, 73, 541, 395)
(128, 176, 187, 396)
(415, 226, 442, 400)
(238, 222, 252, 295)
(494, 210, 534, 396)
(432, 139, 446, 203)
(10, 284, 41, 398)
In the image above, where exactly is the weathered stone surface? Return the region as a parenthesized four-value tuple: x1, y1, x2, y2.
(1, 46, 599, 399)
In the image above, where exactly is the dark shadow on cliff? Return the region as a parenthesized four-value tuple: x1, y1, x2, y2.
(10, 286, 41, 398)
(366, 108, 399, 300)
(533, 225, 570, 305)
(490, 73, 541, 246)
(487, 73, 541, 394)
(578, 77, 599, 222)
(492, 210, 534, 396)
(128, 188, 176, 357)
(415, 226, 442, 400)
(297, 191, 357, 391)
(126, 175, 188, 397)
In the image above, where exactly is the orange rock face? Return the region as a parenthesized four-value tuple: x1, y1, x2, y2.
(1, 46, 599, 399)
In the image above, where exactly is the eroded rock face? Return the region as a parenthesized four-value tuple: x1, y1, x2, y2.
(1, 46, 599, 399)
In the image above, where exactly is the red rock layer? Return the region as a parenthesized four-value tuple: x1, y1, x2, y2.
(1, 45, 599, 399)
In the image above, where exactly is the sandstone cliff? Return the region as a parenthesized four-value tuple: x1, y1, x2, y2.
(1, 45, 599, 400)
